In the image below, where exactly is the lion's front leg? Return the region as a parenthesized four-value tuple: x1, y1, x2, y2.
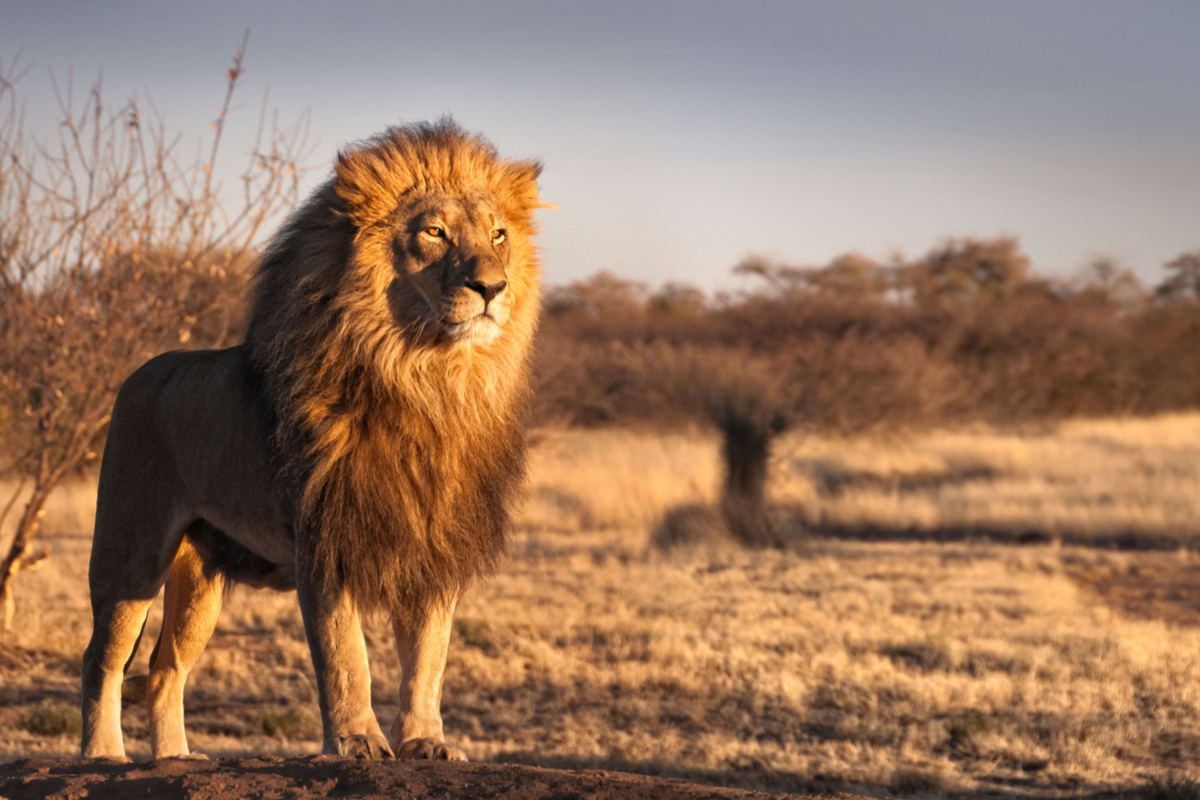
(295, 563, 392, 759)
(390, 598, 467, 761)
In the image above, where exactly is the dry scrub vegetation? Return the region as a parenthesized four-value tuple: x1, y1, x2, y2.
(0, 42, 306, 626)
(4, 417, 1200, 798)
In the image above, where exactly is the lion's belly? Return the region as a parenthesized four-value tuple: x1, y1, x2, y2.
(195, 506, 296, 570)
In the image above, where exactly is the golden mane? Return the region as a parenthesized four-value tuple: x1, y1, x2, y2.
(245, 120, 544, 616)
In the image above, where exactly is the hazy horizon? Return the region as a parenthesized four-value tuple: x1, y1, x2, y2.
(4, 0, 1198, 291)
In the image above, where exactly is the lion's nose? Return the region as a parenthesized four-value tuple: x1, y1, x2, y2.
(465, 279, 507, 304)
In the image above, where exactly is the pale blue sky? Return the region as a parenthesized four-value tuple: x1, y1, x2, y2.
(4, 1, 1198, 289)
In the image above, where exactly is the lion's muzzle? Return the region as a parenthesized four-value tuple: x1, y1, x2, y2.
(442, 256, 510, 345)
(443, 283, 510, 346)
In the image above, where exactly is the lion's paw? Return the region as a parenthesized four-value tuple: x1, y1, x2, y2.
(330, 733, 394, 760)
(83, 755, 131, 764)
(396, 737, 468, 761)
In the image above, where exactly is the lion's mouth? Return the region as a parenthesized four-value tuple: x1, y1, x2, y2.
(444, 314, 501, 346)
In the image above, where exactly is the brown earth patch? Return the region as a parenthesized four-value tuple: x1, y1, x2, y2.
(1065, 551, 1200, 627)
(0, 756, 840, 800)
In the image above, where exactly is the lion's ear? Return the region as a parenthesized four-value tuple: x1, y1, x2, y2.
(335, 147, 407, 227)
(497, 159, 545, 226)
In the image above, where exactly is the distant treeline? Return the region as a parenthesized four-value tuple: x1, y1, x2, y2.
(533, 237, 1200, 433)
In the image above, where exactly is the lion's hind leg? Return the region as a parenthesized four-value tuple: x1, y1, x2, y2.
(82, 499, 181, 760)
(81, 595, 156, 760)
(146, 533, 224, 759)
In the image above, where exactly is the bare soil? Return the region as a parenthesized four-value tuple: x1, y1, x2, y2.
(1065, 551, 1200, 628)
(0, 756, 838, 800)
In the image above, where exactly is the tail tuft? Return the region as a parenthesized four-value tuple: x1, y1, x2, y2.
(120, 674, 148, 705)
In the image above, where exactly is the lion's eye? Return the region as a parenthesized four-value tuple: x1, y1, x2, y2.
(491, 229, 506, 245)
(424, 226, 444, 238)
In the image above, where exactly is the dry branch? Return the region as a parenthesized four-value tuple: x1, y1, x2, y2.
(0, 40, 308, 630)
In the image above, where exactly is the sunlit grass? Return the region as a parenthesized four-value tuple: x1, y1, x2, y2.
(3, 414, 1200, 797)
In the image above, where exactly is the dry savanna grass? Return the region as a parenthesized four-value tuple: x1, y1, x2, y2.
(775, 413, 1200, 545)
(3, 414, 1200, 798)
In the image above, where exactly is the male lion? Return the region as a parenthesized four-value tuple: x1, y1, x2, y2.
(80, 120, 545, 761)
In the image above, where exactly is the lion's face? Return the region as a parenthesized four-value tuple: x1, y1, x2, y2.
(386, 191, 516, 348)
(326, 123, 543, 353)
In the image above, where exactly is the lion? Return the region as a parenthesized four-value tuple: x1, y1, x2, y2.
(80, 120, 546, 761)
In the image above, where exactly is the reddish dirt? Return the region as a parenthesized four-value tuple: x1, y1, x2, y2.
(0, 756, 848, 800)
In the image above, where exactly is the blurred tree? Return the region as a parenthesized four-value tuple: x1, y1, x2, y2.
(648, 282, 707, 318)
(805, 253, 892, 303)
(635, 344, 794, 547)
(905, 237, 1032, 309)
(1070, 256, 1146, 311)
(543, 270, 648, 318)
(733, 254, 806, 294)
(734, 252, 893, 303)
(1156, 251, 1200, 300)
(708, 360, 790, 548)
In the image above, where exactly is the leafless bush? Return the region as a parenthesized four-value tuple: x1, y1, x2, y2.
(0, 39, 307, 628)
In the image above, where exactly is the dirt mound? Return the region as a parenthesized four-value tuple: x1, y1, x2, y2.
(0, 756, 840, 799)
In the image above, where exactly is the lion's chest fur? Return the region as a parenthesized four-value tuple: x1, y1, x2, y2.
(278, 348, 527, 614)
